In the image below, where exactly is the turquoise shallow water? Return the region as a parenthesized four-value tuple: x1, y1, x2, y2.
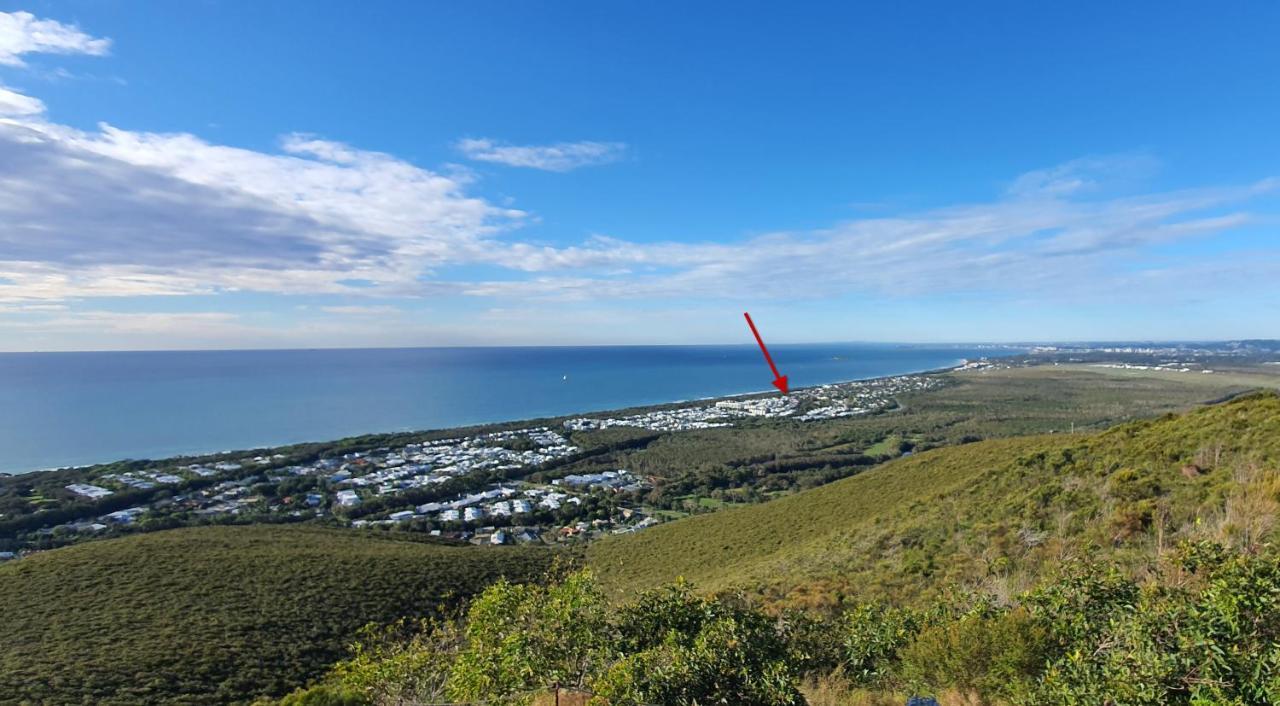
(0, 344, 1017, 473)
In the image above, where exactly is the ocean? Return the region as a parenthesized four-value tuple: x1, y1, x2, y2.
(0, 344, 1015, 474)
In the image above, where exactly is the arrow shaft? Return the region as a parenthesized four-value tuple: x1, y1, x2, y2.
(743, 312, 781, 378)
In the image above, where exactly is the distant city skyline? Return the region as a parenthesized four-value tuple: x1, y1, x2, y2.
(1, 3, 1279, 351)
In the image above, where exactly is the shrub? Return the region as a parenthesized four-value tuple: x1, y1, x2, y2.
(595, 583, 804, 705)
(898, 608, 1049, 701)
(592, 614, 804, 706)
(274, 684, 368, 706)
(839, 603, 926, 686)
(1023, 543, 1280, 705)
(447, 571, 612, 705)
(778, 608, 845, 676)
(1108, 468, 1162, 502)
(321, 571, 809, 706)
(329, 618, 458, 705)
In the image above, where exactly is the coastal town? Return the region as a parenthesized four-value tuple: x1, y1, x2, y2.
(565, 373, 941, 431)
(3, 372, 943, 557)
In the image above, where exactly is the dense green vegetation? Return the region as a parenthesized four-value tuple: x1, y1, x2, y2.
(0, 525, 559, 704)
(588, 390, 1280, 608)
(288, 570, 809, 706)
(289, 545, 1280, 705)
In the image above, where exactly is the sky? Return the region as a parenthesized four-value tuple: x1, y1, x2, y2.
(0, 1, 1278, 351)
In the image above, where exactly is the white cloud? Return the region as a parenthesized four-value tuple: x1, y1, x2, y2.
(0, 118, 526, 301)
(1, 105, 1274, 314)
(455, 137, 627, 171)
(0, 85, 44, 115)
(0, 11, 111, 67)
(448, 175, 1278, 305)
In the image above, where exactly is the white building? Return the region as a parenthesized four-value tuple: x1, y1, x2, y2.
(66, 484, 113, 500)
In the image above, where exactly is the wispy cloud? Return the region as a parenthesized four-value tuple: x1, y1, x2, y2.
(0, 85, 43, 115)
(0, 10, 108, 118)
(0, 11, 111, 67)
(455, 137, 627, 171)
(445, 173, 1278, 306)
(1005, 154, 1161, 198)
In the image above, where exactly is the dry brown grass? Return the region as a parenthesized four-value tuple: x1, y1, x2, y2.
(801, 674, 1000, 706)
(1218, 464, 1280, 552)
(531, 688, 592, 706)
(800, 673, 901, 706)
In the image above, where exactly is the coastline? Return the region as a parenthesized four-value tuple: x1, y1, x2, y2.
(7, 357, 978, 477)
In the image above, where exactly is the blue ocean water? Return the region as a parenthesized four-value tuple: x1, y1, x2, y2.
(0, 344, 1015, 474)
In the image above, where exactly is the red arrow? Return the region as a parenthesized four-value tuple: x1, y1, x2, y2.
(743, 312, 789, 394)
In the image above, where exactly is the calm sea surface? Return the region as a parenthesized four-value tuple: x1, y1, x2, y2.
(0, 344, 1016, 474)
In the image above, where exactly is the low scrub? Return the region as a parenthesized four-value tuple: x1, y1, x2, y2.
(294, 541, 1280, 705)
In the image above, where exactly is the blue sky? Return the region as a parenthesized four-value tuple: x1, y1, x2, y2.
(0, 1, 1278, 350)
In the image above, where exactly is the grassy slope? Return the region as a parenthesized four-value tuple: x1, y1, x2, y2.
(545, 366, 1264, 514)
(0, 525, 558, 705)
(588, 391, 1280, 609)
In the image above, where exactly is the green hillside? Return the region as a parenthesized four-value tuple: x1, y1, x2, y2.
(8, 392, 1280, 705)
(588, 391, 1280, 609)
(0, 525, 558, 705)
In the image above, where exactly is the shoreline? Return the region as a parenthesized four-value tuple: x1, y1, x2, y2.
(5, 358, 979, 477)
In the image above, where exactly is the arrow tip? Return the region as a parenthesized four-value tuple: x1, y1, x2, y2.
(772, 375, 789, 395)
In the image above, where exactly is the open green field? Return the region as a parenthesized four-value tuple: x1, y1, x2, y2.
(0, 525, 559, 705)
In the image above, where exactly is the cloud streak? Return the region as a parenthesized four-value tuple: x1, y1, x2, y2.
(455, 137, 627, 171)
(0, 86, 43, 116)
(0, 11, 110, 67)
(449, 177, 1277, 306)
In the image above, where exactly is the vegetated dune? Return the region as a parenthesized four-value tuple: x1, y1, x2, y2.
(588, 391, 1280, 609)
(0, 524, 558, 704)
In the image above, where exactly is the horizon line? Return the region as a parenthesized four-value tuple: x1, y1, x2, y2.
(0, 339, 1271, 355)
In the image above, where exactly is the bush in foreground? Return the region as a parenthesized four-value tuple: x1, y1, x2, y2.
(297, 542, 1280, 705)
